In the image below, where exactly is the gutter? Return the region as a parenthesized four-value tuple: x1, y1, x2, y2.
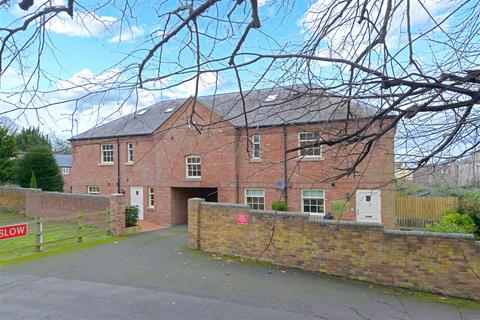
(234, 128, 240, 203)
(283, 126, 288, 204)
(116, 138, 121, 193)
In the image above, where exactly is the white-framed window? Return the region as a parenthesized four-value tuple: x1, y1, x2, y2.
(101, 144, 114, 163)
(186, 155, 201, 178)
(245, 188, 265, 210)
(87, 186, 100, 195)
(251, 134, 261, 159)
(298, 132, 322, 159)
(61, 167, 70, 175)
(302, 189, 325, 215)
(127, 143, 134, 163)
(147, 186, 155, 208)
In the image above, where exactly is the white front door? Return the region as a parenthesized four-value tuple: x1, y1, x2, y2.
(130, 186, 144, 221)
(356, 189, 381, 223)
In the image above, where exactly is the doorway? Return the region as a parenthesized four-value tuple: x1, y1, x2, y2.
(356, 189, 381, 223)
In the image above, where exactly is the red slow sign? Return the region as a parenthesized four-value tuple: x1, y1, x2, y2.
(0, 223, 28, 240)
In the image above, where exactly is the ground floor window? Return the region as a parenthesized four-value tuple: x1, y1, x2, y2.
(302, 189, 325, 214)
(245, 188, 265, 210)
(148, 187, 155, 208)
(87, 186, 100, 195)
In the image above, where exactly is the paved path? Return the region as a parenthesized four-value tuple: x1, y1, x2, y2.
(0, 226, 478, 319)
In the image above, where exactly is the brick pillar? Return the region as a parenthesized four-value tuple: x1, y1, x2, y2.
(382, 187, 396, 229)
(109, 194, 126, 236)
(188, 198, 205, 250)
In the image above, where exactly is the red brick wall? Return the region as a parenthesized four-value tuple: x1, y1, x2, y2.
(235, 120, 395, 226)
(189, 199, 480, 300)
(0, 187, 29, 214)
(70, 101, 395, 227)
(25, 191, 110, 218)
(0, 187, 126, 235)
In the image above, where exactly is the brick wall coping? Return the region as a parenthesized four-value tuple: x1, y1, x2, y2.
(384, 229, 475, 239)
(310, 219, 384, 228)
(199, 202, 384, 228)
(0, 187, 110, 200)
(249, 209, 310, 217)
(200, 201, 249, 209)
(0, 186, 41, 191)
(40, 191, 110, 200)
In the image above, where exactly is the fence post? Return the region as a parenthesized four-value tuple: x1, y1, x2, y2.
(35, 217, 43, 252)
(77, 211, 83, 244)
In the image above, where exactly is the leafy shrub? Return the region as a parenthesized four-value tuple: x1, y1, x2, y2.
(329, 199, 349, 217)
(125, 205, 139, 227)
(426, 210, 477, 234)
(271, 200, 287, 211)
(444, 189, 480, 239)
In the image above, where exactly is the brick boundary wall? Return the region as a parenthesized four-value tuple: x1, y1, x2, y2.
(0, 187, 126, 235)
(188, 198, 480, 300)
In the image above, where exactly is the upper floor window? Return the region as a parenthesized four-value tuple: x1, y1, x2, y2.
(127, 143, 134, 163)
(245, 188, 265, 210)
(147, 187, 155, 208)
(186, 155, 201, 178)
(251, 134, 261, 160)
(101, 144, 114, 163)
(298, 132, 322, 159)
(61, 167, 70, 175)
(302, 189, 325, 215)
(87, 186, 100, 195)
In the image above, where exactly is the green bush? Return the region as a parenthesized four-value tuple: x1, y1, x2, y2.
(271, 200, 287, 211)
(13, 146, 63, 191)
(426, 210, 477, 234)
(30, 171, 37, 189)
(449, 190, 480, 239)
(329, 199, 349, 217)
(125, 206, 139, 227)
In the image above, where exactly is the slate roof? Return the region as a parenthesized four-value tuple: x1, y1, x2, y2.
(70, 86, 378, 140)
(54, 153, 72, 168)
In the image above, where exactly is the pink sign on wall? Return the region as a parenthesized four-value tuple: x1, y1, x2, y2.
(236, 214, 249, 225)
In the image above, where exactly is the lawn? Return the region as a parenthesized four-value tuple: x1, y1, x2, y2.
(0, 207, 111, 262)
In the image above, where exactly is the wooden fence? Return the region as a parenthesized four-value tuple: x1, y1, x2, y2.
(395, 196, 459, 229)
(0, 209, 112, 263)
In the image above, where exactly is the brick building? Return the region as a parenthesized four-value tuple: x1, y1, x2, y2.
(69, 87, 396, 227)
(54, 153, 73, 192)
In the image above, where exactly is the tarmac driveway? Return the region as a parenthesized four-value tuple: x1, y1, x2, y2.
(0, 226, 478, 320)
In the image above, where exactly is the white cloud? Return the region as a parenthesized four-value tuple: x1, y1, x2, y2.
(46, 11, 118, 37)
(109, 26, 145, 43)
(163, 72, 220, 99)
(1, 67, 221, 137)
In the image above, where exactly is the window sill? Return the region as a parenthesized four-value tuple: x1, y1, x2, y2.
(297, 156, 323, 162)
(125, 162, 134, 166)
(147, 207, 155, 211)
(249, 158, 262, 163)
(98, 162, 115, 166)
(184, 177, 203, 182)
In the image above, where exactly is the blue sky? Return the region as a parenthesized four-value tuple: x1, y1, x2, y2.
(0, 0, 315, 138)
(0, 0, 471, 145)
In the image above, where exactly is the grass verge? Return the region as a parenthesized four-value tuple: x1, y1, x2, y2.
(0, 236, 124, 267)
